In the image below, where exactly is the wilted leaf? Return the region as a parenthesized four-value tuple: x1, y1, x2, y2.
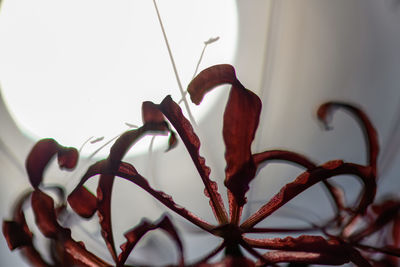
(317, 102, 379, 175)
(26, 139, 78, 188)
(242, 160, 376, 229)
(118, 215, 184, 266)
(158, 95, 228, 224)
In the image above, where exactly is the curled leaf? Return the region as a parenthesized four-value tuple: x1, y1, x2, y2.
(188, 64, 261, 218)
(2, 221, 32, 250)
(253, 150, 316, 170)
(187, 64, 238, 104)
(256, 251, 350, 266)
(142, 101, 165, 124)
(317, 102, 379, 175)
(223, 75, 261, 208)
(32, 189, 112, 266)
(242, 160, 376, 229)
(158, 96, 228, 224)
(67, 160, 107, 218)
(253, 150, 347, 217)
(244, 235, 344, 254)
(98, 121, 173, 262)
(26, 139, 78, 188)
(68, 159, 214, 236)
(31, 189, 64, 238)
(118, 215, 184, 266)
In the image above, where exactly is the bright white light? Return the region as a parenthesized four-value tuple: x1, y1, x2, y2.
(0, 0, 237, 156)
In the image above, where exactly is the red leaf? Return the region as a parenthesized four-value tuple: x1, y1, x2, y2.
(2, 191, 51, 266)
(97, 122, 174, 262)
(187, 64, 238, 105)
(223, 76, 261, 209)
(242, 160, 376, 229)
(2, 221, 32, 250)
(256, 251, 350, 266)
(32, 189, 112, 266)
(31, 190, 64, 238)
(108, 122, 170, 169)
(188, 64, 262, 211)
(26, 139, 78, 188)
(244, 235, 344, 254)
(68, 159, 214, 239)
(253, 150, 347, 217)
(97, 173, 117, 262)
(157, 96, 228, 224)
(188, 64, 262, 222)
(142, 101, 177, 152)
(118, 215, 184, 266)
(115, 161, 215, 232)
(253, 150, 316, 170)
(318, 102, 379, 176)
(142, 101, 165, 124)
(68, 186, 97, 218)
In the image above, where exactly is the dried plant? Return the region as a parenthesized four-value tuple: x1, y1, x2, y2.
(2, 64, 400, 266)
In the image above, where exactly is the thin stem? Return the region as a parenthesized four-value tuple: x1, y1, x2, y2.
(178, 37, 219, 104)
(152, 0, 197, 126)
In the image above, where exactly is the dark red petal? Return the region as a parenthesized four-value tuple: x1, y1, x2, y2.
(2, 221, 32, 250)
(98, 123, 172, 262)
(158, 96, 228, 224)
(2, 190, 46, 253)
(68, 160, 214, 233)
(57, 146, 79, 169)
(118, 215, 184, 266)
(67, 186, 97, 218)
(241, 160, 376, 229)
(20, 247, 52, 267)
(142, 101, 178, 152)
(253, 150, 316, 170)
(255, 251, 350, 266)
(2, 190, 51, 267)
(142, 101, 165, 123)
(253, 150, 346, 219)
(115, 161, 214, 232)
(223, 77, 261, 209)
(97, 173, 117, 262)
(187, 64, 238, 105)
(26, 139, 59, 188)
(32, 190, 111, 266)
(60, 238, 112, 267)
(317, 102, 379, 176)
(31, 189, 63, 238)
(26, 139, 78, 188)
(109, 122, 169, 168)
(188, 64, 262, 210)
(244, 235, 344, 254)
(67, 160, 108, 218)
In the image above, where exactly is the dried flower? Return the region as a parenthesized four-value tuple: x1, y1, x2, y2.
(3, 65, 399, 266)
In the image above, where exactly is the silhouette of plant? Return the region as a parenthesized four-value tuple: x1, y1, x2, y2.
(3, 64, 399, 266)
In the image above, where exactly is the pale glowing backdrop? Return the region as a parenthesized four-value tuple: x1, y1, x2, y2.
(1, 1, 400, 266)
